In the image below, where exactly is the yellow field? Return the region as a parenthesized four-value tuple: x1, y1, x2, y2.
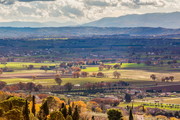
(0, 62, 58, 69)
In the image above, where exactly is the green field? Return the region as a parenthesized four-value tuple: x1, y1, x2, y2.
(0, 62, 179, 86)
(119, 100, 180, 111)
(83, 63, 145, 72)
(0, 62, 58, 69)
(1, 62, 179, 72)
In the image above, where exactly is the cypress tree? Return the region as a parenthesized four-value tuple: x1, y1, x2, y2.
(23, 100, 30, 120)
(61, 105, 67, 118)
(38, 100, 49, 120)
(61, 103, 65, 110)
(32, 95, 36, 116)
(72, 106, 79, 120)
(129, 108, 133, 120)
(68, 106, 72, 116)
(68, 99, 71, 105)
(42, 101, 49, 116)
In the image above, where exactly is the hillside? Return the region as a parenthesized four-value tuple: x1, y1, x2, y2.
(0, 27, 180, 39)
(83, 12, 180, 28)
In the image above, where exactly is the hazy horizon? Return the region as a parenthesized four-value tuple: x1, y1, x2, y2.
(0, 0, 180, 26)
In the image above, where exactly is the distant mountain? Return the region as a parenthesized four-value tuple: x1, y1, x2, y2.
(0, 27, 179, 39)
(83, 12, 180, 28)
(0, 21, 78, 27)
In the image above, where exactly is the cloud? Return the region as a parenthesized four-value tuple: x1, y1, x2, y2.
(19, 0, 55, 1)
(62, 6, 84, 18)
(0, 0, 54, 5)
(0, 0, 15, 5)
(134, 0, 165, 7)
(120, 0, 166, 9)
(84, 0, 110, 7)
(0, 0, 179, 24)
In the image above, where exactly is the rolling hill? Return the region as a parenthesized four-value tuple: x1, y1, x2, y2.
(0, 27, 179, 39)
(83, 12, 180, 28)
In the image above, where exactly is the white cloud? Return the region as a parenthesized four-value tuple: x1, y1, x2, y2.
(0, 0, 179, 23)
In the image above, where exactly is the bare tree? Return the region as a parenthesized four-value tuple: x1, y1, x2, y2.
(169, 76, 174, 82)
(97, 72, 105, 78)
(81, 71, 89, 77)
(72, 72, 80, 78)
(64, 82, 73, 91)
(113, 71, 121, 79)
(55, 77, 62, 85)
(150, 74, 156, 81)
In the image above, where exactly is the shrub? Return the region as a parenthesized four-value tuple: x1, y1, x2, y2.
(107, 109, 123, 120)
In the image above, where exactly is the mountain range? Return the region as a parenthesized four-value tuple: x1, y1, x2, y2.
(83, 12, 180, 28)
(0, 12, 180, 28)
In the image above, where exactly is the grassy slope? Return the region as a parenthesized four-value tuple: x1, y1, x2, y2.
(119, 97, 180, 111)
(0, 62, 58, 69)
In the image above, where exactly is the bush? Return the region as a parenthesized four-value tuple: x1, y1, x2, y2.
(48, 111, 65, 120)
(107, 109, 123, 120)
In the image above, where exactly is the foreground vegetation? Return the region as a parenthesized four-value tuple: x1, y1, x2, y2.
(0, 91, 179, 120)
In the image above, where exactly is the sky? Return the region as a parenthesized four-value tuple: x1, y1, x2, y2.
(0, 0, 180, 24)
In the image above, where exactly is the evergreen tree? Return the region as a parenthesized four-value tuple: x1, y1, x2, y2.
(32, 95, 36, 116)
(68, 106, 72, 116)
(66, 115, 73, 120)
(129, 108, 133, 120)
(23, 100, 30, 120)
(38, 101, 49, 120)
(43, 101, 49, 116)
(61, 105, 67, 118)
(68, 99, 71, 105)
(72, 106, 79, 120)
(61, 103, 65, 110)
